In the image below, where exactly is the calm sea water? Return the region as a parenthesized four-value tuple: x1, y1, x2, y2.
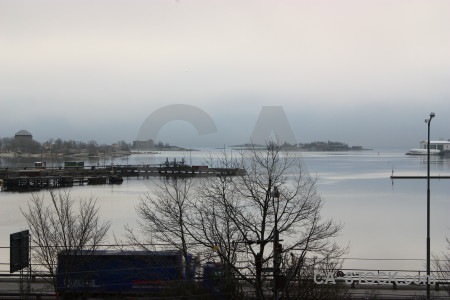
(1, 148, 450, 273)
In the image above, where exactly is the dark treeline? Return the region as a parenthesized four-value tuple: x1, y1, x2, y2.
(0, 137, 41, 154)
(0, 137, 131, 156)
(298, 140, 350, 151)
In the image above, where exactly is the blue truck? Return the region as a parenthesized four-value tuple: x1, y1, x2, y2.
(56, 249, 223, 298)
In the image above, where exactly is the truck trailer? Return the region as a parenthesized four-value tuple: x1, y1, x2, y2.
(56, 249, 223, 298)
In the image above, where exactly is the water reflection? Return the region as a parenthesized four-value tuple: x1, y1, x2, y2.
(1, 149, 450, 272)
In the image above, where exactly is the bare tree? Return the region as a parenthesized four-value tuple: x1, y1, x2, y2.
(128, 159, 245, 298)
(21, 191, 110, 290)
(189, 143, 345, 299)
(188, 152, 244, 298)
(284, 253, 348, 299)
(130, 143, 345, 299)
(432, 238, 450, 294)
(128, 176, 196, 278)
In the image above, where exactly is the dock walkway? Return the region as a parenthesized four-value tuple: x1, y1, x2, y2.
(0, 164, 244, 192)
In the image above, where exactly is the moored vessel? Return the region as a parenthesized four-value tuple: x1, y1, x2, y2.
(406, 140, 450, 155)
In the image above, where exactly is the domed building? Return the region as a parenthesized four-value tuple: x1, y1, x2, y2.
(14, 130, 33, 142)
(13, 130, 39, 153)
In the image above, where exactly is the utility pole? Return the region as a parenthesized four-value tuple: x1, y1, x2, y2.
(272, 186, 281, 300)
(426, 112, 435, 299)
(273, 227, 280, 300)
(391, 112, 436, 300)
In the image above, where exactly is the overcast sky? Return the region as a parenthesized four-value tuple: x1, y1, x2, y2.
(1, 0, 449, 149)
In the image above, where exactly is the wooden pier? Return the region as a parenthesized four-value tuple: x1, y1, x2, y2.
(2, 176, 74, 192)
(0, 176, 126, 192)
(390, 175, 450, 179)
(0, 164, 244, 192)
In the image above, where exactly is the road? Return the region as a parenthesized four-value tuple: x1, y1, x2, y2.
(0, 277, 55, 299)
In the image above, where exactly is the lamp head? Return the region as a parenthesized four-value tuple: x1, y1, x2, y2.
(430, 112, 435, 119)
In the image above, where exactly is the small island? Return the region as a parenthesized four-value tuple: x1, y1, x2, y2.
(231, 141, 366, 151)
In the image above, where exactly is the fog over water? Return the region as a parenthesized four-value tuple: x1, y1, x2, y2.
(1, 148, 450, 273)
(1, 1, 450, 148)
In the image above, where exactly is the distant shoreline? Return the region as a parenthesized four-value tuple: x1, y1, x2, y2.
(229, 144, 371, 152)
(229, 148, 373, 152)
(0, 147, 199, 159)
(0, 151, 131, 159)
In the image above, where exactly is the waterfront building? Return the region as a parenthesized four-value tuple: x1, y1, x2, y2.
(14, 130, 33, 142)
(419, 140, 450, 151)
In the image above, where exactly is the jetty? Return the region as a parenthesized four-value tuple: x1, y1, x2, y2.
(0, 160, 244, 192)
(390, 175, 450, 179)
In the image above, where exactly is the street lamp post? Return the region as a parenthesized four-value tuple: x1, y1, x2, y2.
(425, 112, 435, 299)
(272, 186, 280, 300)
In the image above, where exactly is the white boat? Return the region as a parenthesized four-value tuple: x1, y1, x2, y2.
(406, 140, 450, 155)
(406, 148, 441, 155)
